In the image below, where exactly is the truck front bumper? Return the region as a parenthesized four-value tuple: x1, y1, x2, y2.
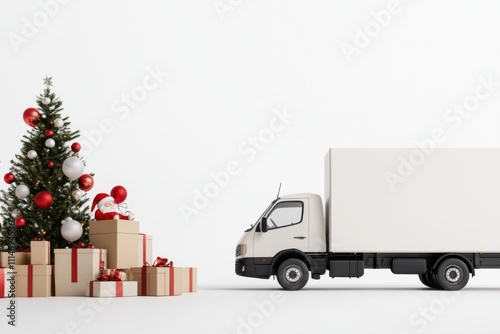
(235, 258, 272, 279)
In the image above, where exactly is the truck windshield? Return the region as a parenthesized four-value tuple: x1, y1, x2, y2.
(245, 200, 277, 232)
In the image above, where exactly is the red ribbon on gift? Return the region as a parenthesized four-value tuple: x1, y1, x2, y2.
(71, 242, 98, 283)
(116, 281, 123, 297)
(99, 261, 105, 276)
(0, 268, 5, 298)
(140, 233, 147, 265)
(16, 248, 30, 252)
(189, 268, 194, 293)
(27, 265, 33, 297)
(97, 269, 123, 282)
(71, 249, 78, 282)
(89, 281, 124, 297)
(169, 267, 175, 296)
(141, 266, 147, 296)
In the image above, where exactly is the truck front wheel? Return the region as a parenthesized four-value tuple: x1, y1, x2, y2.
(435, 258, 469, 290)
(277, 258, 309, 290)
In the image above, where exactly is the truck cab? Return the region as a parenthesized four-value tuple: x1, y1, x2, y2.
(235, 193, 326, 289)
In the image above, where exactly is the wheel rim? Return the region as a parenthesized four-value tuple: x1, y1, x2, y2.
(284, 266, 301, 283)
(444, 265, 461, 284)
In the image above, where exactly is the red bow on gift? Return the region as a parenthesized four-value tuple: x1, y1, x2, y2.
(97, 269, 123, 281)
(142, 257, 174, 268)
(152, 256, 173, 267)
(72, 241, 94, 249)
(31, 237, 46, 241)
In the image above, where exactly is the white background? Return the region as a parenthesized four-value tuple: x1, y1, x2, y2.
(1, 0, 500, 333)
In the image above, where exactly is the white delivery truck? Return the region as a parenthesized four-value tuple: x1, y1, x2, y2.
(235, 148, 500, 290)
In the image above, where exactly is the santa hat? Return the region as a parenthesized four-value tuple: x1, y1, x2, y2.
(91, 193, 114, 211)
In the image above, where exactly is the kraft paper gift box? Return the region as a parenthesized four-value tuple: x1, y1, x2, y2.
(181, 267, 197, 293)
(86, 281, 137, 297)
(89, 220, 139, 269)
(1, 251, 30, 267)
(15, 265, 52, 297)
(30, 241, 51, 265)
(137, 234, 152, 266)
(130, 267, 182, 296)
(0, 268, 14, 298)
(54, 248, 107, 296)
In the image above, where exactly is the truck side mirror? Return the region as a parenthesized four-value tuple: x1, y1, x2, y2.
(261, 218, 268, 233)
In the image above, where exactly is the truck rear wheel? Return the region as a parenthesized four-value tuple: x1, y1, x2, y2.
(421, 271, 442, 289)
(435, 258, 469, 290)
(419, 272, 440, 289)
(424, 270, 441, 290)
(277, 258, 309, 290)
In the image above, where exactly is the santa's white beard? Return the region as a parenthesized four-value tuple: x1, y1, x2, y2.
(99, 204, 120, 214)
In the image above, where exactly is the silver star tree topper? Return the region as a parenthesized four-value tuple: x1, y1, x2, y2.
(43, 76, 53, 87)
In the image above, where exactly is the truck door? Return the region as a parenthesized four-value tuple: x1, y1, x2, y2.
(253, 199, 310, 258)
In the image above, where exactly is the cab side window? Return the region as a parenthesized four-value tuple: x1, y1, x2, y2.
(266, 201, 303, 230)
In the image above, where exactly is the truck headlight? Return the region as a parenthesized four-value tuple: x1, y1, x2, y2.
(236, 244, 246, 257)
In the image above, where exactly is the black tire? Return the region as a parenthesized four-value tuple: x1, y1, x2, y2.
(419, 271, 441, 289)
(425, 271, 442, 290)
(276, 258, 309, 291)
(435, 258, 469, 291)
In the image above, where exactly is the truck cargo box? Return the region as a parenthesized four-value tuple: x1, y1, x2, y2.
(325, 148, 500, 253)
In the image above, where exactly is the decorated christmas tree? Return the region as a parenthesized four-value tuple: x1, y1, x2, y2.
(0, 77, 94, 255)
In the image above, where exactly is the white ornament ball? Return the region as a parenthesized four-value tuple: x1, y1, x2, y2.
(72, 189, 84, 200)
(61, 219, 83, 242)
(54, 118, 64, 128)
(45, 138, 56, 148)
(15, 184, 30, 199)
(27, 150, 38, 159)
(62, 157, 85, 180)
(11, 209, 20, 218)
(42, 97, 51, 105)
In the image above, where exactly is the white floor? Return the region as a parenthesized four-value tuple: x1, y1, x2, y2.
(2, 270, 500, 334)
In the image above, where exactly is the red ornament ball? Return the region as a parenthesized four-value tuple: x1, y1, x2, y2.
(23, 108, 40, 127)
(78, 174, 94, 192)
(45, 129, 54, 138)
(48, 161, 54, 168)
(34, 191, 54, 210)
(110, 185, 127, 204)
(4, 173, 15, 184)
(71, 142, 81, 153)
(15, 217, 26, 228)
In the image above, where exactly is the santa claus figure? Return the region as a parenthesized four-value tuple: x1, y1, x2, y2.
(92, 193, 134, 221)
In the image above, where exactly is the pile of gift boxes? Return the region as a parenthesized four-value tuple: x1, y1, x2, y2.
(0, 219, 197, 298)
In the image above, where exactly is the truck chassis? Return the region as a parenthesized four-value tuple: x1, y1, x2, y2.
(236, 250, 500, 290)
